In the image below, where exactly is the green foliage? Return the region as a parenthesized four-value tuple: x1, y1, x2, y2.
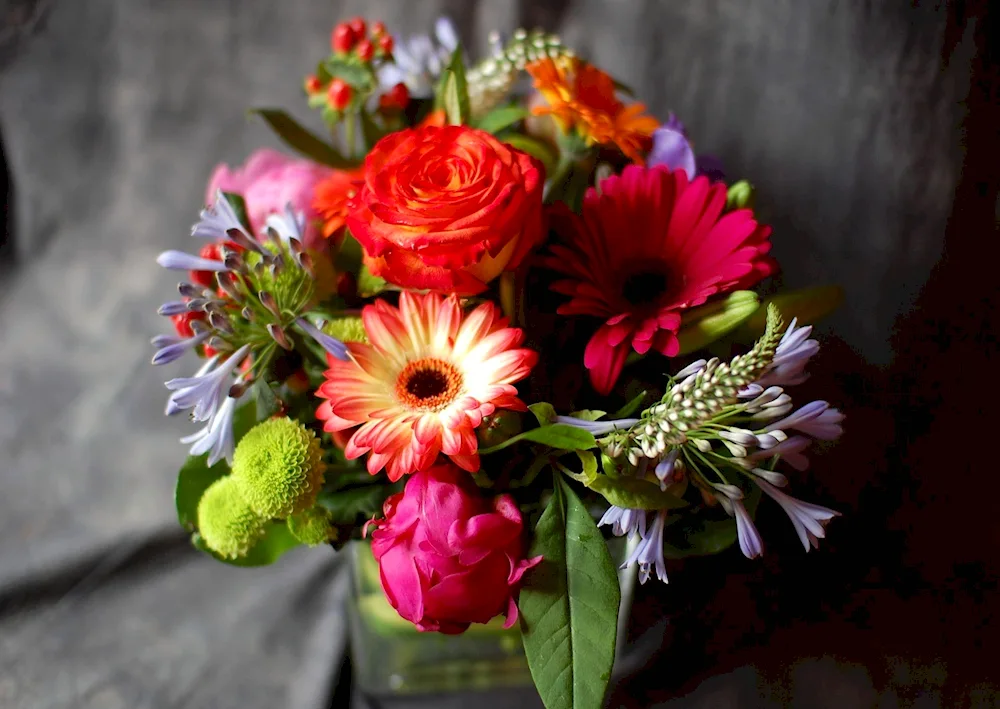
(675, 290, 760, 355)
(478, 424, 596, 455)
(322, 56, 375, 91)
(316, 485, 393, 524)
(193, 521, 301, 567)
(738, 285, 844, 337)
(231, 417, 326, 518)
(250, 108, 355, 168)
(221, 192, 251, 231)
(519, 475, 620, 709)
(503, 134, 558, 175)
(441, 46, 471, 126)
(475, 104, 531, 134)
(197, 477, 265, 559)
(609, 391, 647, 419)
(587, 476, 689, 511)
(528, 402, 557, 426)
(359, 109, 388, 151)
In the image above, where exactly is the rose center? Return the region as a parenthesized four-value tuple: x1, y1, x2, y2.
(395, 358, 464, 411)
(622, 270, 668, 306)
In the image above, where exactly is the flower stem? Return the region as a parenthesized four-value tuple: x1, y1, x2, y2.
(344, 111, 356, 160)
(499, 271, 517, 325)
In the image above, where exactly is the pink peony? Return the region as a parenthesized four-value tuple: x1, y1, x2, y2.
(205, 148, 334, 251)
(369, 463, 541, 634)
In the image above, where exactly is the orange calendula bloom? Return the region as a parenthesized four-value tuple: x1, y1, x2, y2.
(312, 168, 365, 241)
(526, 56, 659, 163)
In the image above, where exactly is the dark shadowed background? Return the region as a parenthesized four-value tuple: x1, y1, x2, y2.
(1, 1, 998, 707)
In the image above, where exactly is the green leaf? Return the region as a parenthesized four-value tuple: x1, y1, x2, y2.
(566, 409, 605, 422)
(193, 521, 301, 567)
(441, 45, 470, 125)
(738, 285, 845, 336)
(676, 290, 760, 355)
(356, 265, 389, 297)
(221, 192, 251, 232)
(250, 109, 355, 168)
(175, 401, 258, 531)
(475, 104, 531, 134)
(322, 57, 376, 90)
(253, 379, 281, 420)
(519, 476, 619, 709)
(587, 476, 688, 511)
(528, 402, 557, 426)
(609, 391, 648, 419)
(359, 109, 387, 151)
(479, 424, 596, 455)
(316, 486, 392, 524)
(503, 134, 558, 175)
(334, 231, 364, 274)
(576, 451, 599, 482)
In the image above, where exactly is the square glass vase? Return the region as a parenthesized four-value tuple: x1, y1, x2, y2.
(347, 538, 631, 698)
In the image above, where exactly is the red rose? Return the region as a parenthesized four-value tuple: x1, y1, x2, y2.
(369, 463, 541, 634)
(346, 124, 545, 295)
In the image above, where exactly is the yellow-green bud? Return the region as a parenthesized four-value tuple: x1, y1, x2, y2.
(231, 417, 326, 518)
(323, 316, 368, 344)
(197, 477, 265, 559)
(725, 180, 755, 211)
(288, 506, 336, 546)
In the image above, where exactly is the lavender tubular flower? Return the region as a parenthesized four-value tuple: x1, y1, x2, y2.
(192, 189, 249, 241)
(654, 449, 680, 488)
(755, 479, 839, 552)
(733, 499, 764, 559)
(757, 318, 820, 387)
(265, 205, 306, 246)
(180, 395, 238, 466)
(379, 17, 458, 97)
(157, 250, 229, 273)
(296, 318, 348, 361)
(624, 510, 669, 584)
(554, 415, 640, 436)
(164, 345, 250, 421)
(152, 330, 210, 366)
(744, 435, 812, 471)
(157, 300, 191, 316)
(764, 400, 844, 440)
(598, 506, 647, 538)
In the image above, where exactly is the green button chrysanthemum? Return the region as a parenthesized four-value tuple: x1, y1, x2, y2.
(231, 417, 326, 518)
(288, 506, 336, 546)
(197, 477, 265, 559)
(323, 316, 368, 344)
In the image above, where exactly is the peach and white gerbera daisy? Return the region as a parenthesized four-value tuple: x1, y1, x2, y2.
(316, 291, 537, 482)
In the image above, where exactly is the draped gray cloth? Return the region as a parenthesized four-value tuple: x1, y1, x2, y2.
(0, 1, 990, 707)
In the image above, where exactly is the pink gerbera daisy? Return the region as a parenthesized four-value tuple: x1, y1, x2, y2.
(544, 164, 777, 395)
(316, 292, 537, 482)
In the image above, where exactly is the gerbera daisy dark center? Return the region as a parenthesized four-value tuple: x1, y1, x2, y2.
(395, 358, 464, 411)
(622, 270, 668, 306)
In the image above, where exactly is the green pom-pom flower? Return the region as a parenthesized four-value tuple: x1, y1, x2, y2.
(197, 477, 265, 559)
(323, 316, 368, 344)
(231, 417, 326, 518)
(288, 507, 336, 546)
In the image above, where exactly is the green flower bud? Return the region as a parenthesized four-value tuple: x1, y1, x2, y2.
(323, 316, 368, 344)
(477, 411, 524, 448)
(288, 506, 337, 546)
(197, 477, 265, 559)
(231, 417, 326, 518)
(725, 180, 755, 211)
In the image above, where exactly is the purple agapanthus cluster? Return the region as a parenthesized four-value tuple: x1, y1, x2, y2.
(563, 316, 843, 584)
(149, 192, 346, 466)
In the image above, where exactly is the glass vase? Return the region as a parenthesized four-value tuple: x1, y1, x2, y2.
(346, 537, 637, 701)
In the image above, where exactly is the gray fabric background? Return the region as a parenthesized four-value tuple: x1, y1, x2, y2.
(0, 1, 993, 707)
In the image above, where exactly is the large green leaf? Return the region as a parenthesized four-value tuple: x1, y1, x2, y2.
(475, 104, 531, 134)
(316, 485, 392, 524)
(175, 401, 258, 530)
(503, 134, 558, 175)
(519, 476, 620, 709)
(193, 521, 301, 567)
(250, 109, 355, 168)
(738, 285, 845, 336)
(675, 290, 759, 355)
(441, 45, 470, 125)
(588, 476, 689, 511)
(478, 424, 596, 455)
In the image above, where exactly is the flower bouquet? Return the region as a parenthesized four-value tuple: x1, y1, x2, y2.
(152, 16, 845, 708)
